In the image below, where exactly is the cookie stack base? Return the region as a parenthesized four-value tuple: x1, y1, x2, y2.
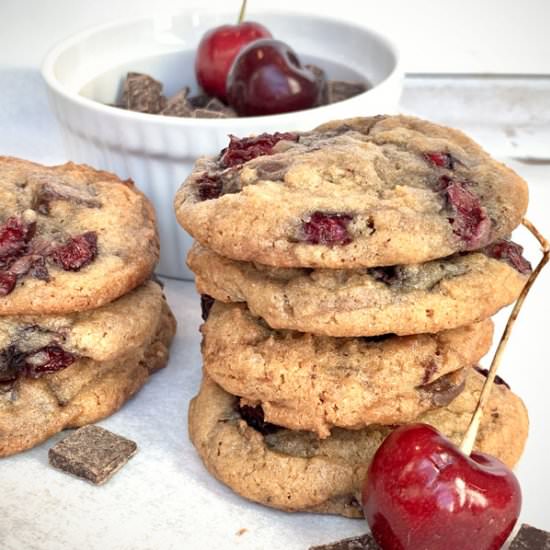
(189, 370, 528, 518)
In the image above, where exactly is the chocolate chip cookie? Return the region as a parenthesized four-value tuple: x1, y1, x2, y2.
(201, 301, 493, 437)
(188, 241, 530, 337)
(175, 115, 528, 268)
(188, 370, 528, 518)
(0, 281, 165, 380)
(0, 157, 159, 314)
(0, 300, 176, 457)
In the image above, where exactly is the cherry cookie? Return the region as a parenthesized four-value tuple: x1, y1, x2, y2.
(0, 281, 176, 457)
(188, 241, 530, 337)
(0, 157, 159, 314)
(188, 370, 528, 518)
(175, 115, 528, 268)
(201, 301, 494, 437)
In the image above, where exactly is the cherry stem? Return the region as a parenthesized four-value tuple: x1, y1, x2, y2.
(460, 218, 550, 456)
(238, 0, 248, 24)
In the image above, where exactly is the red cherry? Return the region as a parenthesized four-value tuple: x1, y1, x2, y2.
(195, 21, 272, 101)
(226, 39, 322, 116)
(362, 424, 521, 550)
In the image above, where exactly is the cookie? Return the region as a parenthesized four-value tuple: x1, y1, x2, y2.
(188, 241, 529, 337)
(188, 370, 528, 518)
(174, 115, 528, 268)
(202, 301, 493, 436)
(0, 157, 159, 314)
(0, 281, 165, 382)
(0, 301, 176, 457)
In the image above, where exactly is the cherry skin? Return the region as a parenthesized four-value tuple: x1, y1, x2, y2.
(362, 424, 521, 550)
(226, 39, 322, 116)
(195, 21, 272, 101)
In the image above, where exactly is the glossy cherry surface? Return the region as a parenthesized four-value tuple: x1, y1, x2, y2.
(226, 39, 321, 116)
(195, 21, 272, 101)
(362, 424, 521, 550)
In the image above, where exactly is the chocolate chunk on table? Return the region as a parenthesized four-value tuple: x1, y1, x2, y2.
(509, 524, 550, 549)
(122, 72, 166, 114)
(327, 80, 368, 104)
(49, 425, 137, 485)
(309, 534, 380, 550)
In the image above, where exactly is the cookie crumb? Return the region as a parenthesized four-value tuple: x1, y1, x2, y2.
(236, 528, 248, 537)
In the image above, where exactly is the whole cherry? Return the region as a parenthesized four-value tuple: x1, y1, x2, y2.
(362, 424, 521, 550)
(226, 39, 322, 116)
(194, 0, 271, 101)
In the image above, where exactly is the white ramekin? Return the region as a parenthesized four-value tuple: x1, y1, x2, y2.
(42, 10, 402, 280)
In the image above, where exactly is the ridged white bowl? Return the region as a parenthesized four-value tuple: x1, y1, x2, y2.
(42, 10, 402, 279)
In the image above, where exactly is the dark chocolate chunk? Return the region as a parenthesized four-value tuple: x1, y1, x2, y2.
(49, 425, 137, 485)
(305, 64, 328, 105)
(187, 94, 211, 108)
(122, 72, 166, 114)
(417, 370, 466, 407)
(474, 366, 511, 389)
(309, 534, 380, 550)
(509, 524, 550, 549)
(200, 294, 215, 321)
(161, 88, 192, 117)
(239, 404, 280, 435)
(327, 80, 368, 104)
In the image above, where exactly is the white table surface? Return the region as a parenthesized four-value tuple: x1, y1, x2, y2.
(1, 74, 550, 549)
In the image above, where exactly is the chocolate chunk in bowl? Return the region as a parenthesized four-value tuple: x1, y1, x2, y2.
(48, 425, 137, 485)
(309, 533, 380, 550)
(509, 524, 550, 549)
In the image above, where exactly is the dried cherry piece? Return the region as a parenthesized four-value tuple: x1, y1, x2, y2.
(424, 152, 455, 169)
(239, 404, 280, 435)
(23, 345, 76, 378)
(484, 240, 532, 275)
(197, 174, 223, 201)
(220, 132, 298, 168)
(301, 211, 353, 245)
(0, 272, 17, 296)
(51, 232, 98, 272)
(0, 216, 36, 265)
(439, 177, 491, 249)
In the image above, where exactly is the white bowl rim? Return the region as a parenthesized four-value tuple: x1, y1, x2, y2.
(41, 8, 402, 128)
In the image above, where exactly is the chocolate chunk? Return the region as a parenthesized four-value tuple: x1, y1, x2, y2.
(417, 370, 466, 407)
(200, 294, 215, 321)
(369, 266, 399, 285)
(239, 404, 280, 435)
(305, 64, 328, 104)
(474, 366, 511, 389)
(327, 80, 368, 104)
(309, 534, 380, 550)
(122, 72, 166, 114)
(509, 524, 550, 549)
(187, 94, 211, 108)
(160, 88, 192, 117)
(49, 425, 137, 485)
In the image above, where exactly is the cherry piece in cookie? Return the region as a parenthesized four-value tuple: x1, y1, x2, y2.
(195, 21, 272, 101)
(439, 176, 491, 249)
(484, 240, 532, 275)
(51, 232, 98, 272)
(424, 151, 455, 169)
(362, 424, 521, 550)
(0, 216, 36, 266)
(301, 212, 353, 245)
(220, 132, 297, 168)
(226, 39, 322, 116)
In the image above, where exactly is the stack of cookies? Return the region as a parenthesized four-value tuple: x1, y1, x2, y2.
(175, 116, 530, 517)
(0, 157, 176, 457)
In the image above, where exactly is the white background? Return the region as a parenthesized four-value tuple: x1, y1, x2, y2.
(1, 2, 550, 549)
(2, 0, 550, 74)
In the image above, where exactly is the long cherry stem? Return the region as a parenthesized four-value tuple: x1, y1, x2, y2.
(460, 219, 549, 455)
(238, 0, 248, 24)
